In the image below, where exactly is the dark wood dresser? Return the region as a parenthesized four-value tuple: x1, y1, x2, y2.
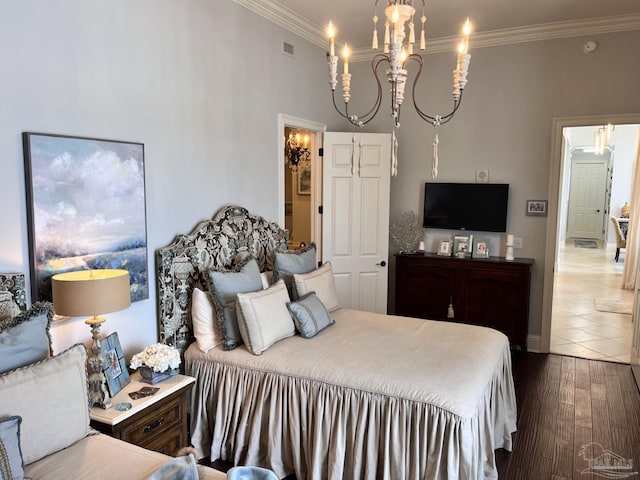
(395, 253, 534, 351)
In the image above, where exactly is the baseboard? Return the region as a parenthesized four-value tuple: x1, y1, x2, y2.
(527, 334, 541, 353)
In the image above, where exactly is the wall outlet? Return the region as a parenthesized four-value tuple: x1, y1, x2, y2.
(514, 237, 523, 249)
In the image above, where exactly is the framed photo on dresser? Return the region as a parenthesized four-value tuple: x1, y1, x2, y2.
(453, 235, 472, 258)
(437, 240, 451, 256)
(473, 238, 490, 258)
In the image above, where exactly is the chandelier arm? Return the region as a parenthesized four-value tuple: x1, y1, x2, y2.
(354, 55, 387, 125)
(331, 90, 354, 123)
(335, 55, 387, 127)
(435, 94, 464, 124)
(405, 54, 464, 126)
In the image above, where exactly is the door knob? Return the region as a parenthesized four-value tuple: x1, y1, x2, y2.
(376, 260, 387, 267)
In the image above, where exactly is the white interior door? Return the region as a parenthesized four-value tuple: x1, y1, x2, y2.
(566, 159, 608, 240)
(322, 132, 391, 313)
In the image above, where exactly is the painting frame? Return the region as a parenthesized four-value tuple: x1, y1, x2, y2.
(100, 331, 130, 397)
(526, 199, 548, 217)
(297, 163, 311, 195)
(22, 132, 148, 303)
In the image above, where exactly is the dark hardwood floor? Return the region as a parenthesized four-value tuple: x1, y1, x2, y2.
(203, 352, 640, 479)
(498, 352, 640, 479)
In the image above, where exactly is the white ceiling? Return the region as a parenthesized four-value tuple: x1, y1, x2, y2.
(236, 0, 640, 58)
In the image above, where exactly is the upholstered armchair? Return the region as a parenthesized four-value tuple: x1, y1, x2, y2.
(610, 216, 627, 262)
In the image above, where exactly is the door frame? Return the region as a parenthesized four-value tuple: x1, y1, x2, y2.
(540, 113, 640, 353)
(277, 114, 326, 247)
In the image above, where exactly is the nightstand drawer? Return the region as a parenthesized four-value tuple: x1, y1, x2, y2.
(118, 393, 184, 446)
(90, 373, 195, 456)
(143, 427, 183, 456)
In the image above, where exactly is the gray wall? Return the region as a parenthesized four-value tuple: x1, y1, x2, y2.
(2, 1, 640, 353)
(0, 0, 334, 355)
(345, 30, 640, 339)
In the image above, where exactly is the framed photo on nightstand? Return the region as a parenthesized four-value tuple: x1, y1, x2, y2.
(101, 332, 130, 397)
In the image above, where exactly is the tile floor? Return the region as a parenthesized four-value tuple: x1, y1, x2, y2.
(550, 239, 634, 363)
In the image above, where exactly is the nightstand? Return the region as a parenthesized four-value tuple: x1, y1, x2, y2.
(90, 372, 195, 455)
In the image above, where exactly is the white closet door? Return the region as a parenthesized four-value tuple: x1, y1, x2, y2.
(322, 132, 391, 313)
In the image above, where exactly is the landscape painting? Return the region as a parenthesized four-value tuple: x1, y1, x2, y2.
(23, 132, 148, 303)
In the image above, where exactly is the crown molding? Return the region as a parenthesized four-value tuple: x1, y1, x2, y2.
(233, 0, 328, 47)
(234, 0, 640, 61)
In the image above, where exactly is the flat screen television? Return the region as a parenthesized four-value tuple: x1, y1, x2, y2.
(423, 182, 509, 232)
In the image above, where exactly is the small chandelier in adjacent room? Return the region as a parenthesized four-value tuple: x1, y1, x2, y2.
(285, 130, 311, 172)
(326, 1, 472, 176)
(594, 124, 614, 155)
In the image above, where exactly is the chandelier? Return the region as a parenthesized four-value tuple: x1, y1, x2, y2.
(285, 130, 311, 172)
(326, 1, 471, 176)
(594, 124, 614, 155)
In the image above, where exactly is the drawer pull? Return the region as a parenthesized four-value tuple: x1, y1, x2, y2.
(143, 417, 164, 433)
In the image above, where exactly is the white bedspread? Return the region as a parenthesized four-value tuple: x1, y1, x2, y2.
(186, 308, 517, 480)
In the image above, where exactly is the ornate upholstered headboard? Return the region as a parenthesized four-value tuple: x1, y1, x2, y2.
(156, 205, 288, 356)
(0, 272, 27, 315)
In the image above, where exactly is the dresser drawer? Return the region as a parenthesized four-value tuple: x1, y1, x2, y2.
(117, 392, 184, 446)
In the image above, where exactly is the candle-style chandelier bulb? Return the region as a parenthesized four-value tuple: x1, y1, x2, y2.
(285, 130, 311, 173)
(372, 14, 379, 49)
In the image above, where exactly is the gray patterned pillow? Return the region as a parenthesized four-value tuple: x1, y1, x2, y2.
(272, 243, 317, 299)
(208, 258, 263, 350)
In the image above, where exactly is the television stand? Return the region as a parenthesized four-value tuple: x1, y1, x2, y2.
(394, 253, 533, 351)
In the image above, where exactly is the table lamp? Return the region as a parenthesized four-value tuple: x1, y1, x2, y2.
(52, 269, 131, 409)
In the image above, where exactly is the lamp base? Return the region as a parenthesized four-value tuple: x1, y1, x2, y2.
(86, 316, 112, 409)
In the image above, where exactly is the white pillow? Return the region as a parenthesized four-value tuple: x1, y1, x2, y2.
(0, 343, 90, 464)
(293, 262, 339, 312)
(235, 280, 295, 355)
(191, 287, 222, 353)
(260, 271, 273, 289)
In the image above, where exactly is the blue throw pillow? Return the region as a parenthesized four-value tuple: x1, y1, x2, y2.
(208, 258, 263, 350)
(0, 302, 53, 374)
(272, 243, 317, 299)
(287, 291, 335, 339)
(0, 416, 25, 480)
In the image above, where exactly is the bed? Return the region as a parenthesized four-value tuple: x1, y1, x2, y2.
(156, 205, 517, 480)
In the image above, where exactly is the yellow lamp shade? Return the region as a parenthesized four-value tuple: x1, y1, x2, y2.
(52, 269, 131, 318)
